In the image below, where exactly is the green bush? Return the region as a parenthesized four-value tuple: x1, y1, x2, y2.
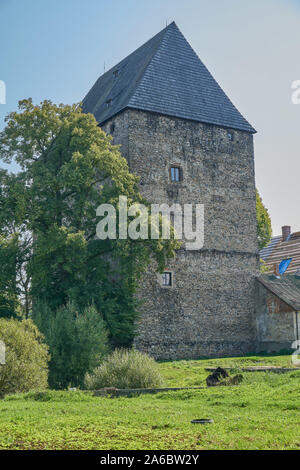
(85, 349, 164, 390)
(33, 302, 109, 390)
(0, 318, 49, 397)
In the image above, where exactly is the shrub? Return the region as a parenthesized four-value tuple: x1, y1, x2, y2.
(85, 349, 164, 390)
(33, 302, 109, 389)
(0, 318, 49, 397)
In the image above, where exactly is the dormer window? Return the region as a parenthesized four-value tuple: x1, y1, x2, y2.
(106, 99, 112, 108)
(113, 70, 120, 79)
(170, 165, 182, 182)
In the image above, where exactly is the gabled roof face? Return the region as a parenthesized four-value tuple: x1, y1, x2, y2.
(260, 232, 300, 274)
(83, 22, 256, 133)
(258, 275, 300, 311)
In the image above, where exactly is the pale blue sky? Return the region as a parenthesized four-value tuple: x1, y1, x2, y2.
(0, 0, 299, 235)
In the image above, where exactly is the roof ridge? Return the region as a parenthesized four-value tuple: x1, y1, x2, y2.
(128, 23, 176, 108)
(162, 23, 254, 132)
(82, 25, 169, 103)
(124, 26, 170, 110)
(82, 25, 168, 121)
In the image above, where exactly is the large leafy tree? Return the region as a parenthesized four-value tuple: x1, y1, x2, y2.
(0, 170, 30, 318)
(256, 189, 272, 250)
(0, 233, 19, 318)
(0, 99, 178, 345)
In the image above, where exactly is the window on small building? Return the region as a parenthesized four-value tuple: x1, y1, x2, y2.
(113, 70, 119, 79)
(110, 123, 115, 134)
(170, 166, 182, 182)
(105, 99, 112, 108)
(162, 272, 172, 287)
(227, 131, 233, 141)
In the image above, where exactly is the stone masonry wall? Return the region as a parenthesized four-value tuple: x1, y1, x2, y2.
(102, 109, 259, 359)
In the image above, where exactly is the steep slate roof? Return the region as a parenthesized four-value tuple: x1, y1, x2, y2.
(260, 232, 300, 275)
(258, 274, 300, 311)
(83, 22, 256, 133)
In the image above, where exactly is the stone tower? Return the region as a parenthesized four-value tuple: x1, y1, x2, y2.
(83, 22, 259, 359)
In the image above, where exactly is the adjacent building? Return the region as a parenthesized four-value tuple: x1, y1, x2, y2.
(260, 226, 300, 275)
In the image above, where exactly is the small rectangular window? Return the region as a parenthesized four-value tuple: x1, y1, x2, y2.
(162, 272, 172, 287)
(106, 99, 112, 108)
(170, 166, 181, 182)
(113, 70, 119, 79)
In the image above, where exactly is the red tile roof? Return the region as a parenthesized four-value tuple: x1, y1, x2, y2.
(260, 231, 300, 275)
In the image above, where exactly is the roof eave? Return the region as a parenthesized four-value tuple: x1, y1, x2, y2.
(98, 105, 257, 134)
(257, 276, 300, 311)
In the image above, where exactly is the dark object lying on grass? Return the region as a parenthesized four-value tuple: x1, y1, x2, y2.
(206, 367, 228, 386)
(206, 367, 243, 387)
(228, 374, 243, 385)
(191, 419, 214, 424)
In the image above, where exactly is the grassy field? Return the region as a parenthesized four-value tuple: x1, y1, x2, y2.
(1, 354, 300, 450)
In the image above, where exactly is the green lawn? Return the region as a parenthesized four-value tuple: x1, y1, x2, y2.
(1, 354, 300, 450)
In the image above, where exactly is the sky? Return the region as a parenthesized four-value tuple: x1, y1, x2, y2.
(0, 0, 299, 236)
